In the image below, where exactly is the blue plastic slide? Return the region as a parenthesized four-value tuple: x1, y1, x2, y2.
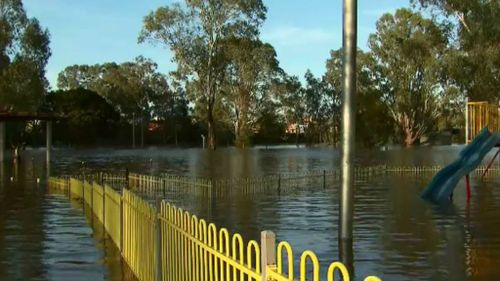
(421, 128, 500, 203)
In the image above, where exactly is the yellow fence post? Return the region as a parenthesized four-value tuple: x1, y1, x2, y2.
(90, 182, 94, 227)
(261, 230, 276, 281)
(101, 184, 105, 232)
(120, 194, 124, 253)
(156, 199, 162, 281)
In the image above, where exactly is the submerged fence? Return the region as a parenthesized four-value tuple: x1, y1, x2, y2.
(125, 164, 500, 196)
(60, 163, 500, 201)
(48, 177, 381, 281)
(127, 166, 387, 196)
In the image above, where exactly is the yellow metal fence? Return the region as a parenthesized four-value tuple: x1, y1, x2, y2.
(48, 176, 381, 281)
(466, 101, 500, 143)
(122, 189, 159, 281)
(105, 184, 123, 248)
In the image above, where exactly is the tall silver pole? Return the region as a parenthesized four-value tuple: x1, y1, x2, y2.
(0, 122, 5, 162)
(340, 0, 357, 242)
(46, 121, 52, 164)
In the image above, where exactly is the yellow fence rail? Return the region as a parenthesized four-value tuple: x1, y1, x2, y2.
(122, 189, 159, 281)
(466, 101, 500, 143)
(48, 176, 381, 281)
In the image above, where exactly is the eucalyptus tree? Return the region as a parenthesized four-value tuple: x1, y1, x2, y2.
(368, 8, 448, 146)
(57, 57, 174, 146)
(0, 0, 51, 112)
(139, 0, 267, 149)
(274, 75, 306, 145)
(325, 49, 392, 147)
(57, 64, 101, 91)
(412, 0, 500, 103)
(222, 38, 280, 147)
(303, 70, 338, 144)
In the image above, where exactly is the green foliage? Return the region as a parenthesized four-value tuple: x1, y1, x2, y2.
(222, 38, 281, 147)
(273, 74, 306, 144)
(139, 0, 267, 149)
(325, 50, 393, 147)
(57, 57, 168, 122)
(0, 0, 51, 112)
(45, 88, 121, 145)
(368, 8, 448, 146)
(57, 58, 196, 146)
(303, 70, 339, 145)
(253, 99, 285, 144)
(413, 0, 500, 103)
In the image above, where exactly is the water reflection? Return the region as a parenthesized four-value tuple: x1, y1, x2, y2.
(0, 159, 134, 281)
(1, 146, 500, 280)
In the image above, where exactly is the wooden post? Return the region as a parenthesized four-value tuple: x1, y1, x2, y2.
(260, 230, 276, 281)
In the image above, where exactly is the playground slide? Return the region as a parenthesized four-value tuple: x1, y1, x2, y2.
(421, 128, 500, 203)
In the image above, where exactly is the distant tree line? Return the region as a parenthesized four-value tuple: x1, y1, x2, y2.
(1, 0, 498, 148)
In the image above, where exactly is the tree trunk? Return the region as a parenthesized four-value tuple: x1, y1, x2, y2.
(295, 125, 300, 147)
(141, 118, 144, 148)
(207, 103, 216, 150)
(234, 108, 241, 147)
(174, 120, 178, 147)
(403, 127, 418, 147)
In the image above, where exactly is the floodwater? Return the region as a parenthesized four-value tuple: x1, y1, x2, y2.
(0, 158, 136, 281)
(1, 145, 500, 280)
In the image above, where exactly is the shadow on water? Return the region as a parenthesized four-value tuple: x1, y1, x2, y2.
(0, 158, 136, 281)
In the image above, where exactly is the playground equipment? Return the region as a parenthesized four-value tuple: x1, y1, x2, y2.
(422, 101, 500, 203)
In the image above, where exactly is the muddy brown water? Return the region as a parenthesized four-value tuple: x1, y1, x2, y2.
(1, 145, 499, 280)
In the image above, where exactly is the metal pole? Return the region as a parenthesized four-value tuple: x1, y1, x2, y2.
(340, 0, 357, 243)
(46, 121, 52, 164)
(0, 122, 5, 162)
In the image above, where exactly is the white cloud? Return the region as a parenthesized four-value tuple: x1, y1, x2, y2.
(262, 26, 337, 47)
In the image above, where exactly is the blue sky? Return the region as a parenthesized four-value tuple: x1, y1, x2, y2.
(24, 0, 409, 89)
